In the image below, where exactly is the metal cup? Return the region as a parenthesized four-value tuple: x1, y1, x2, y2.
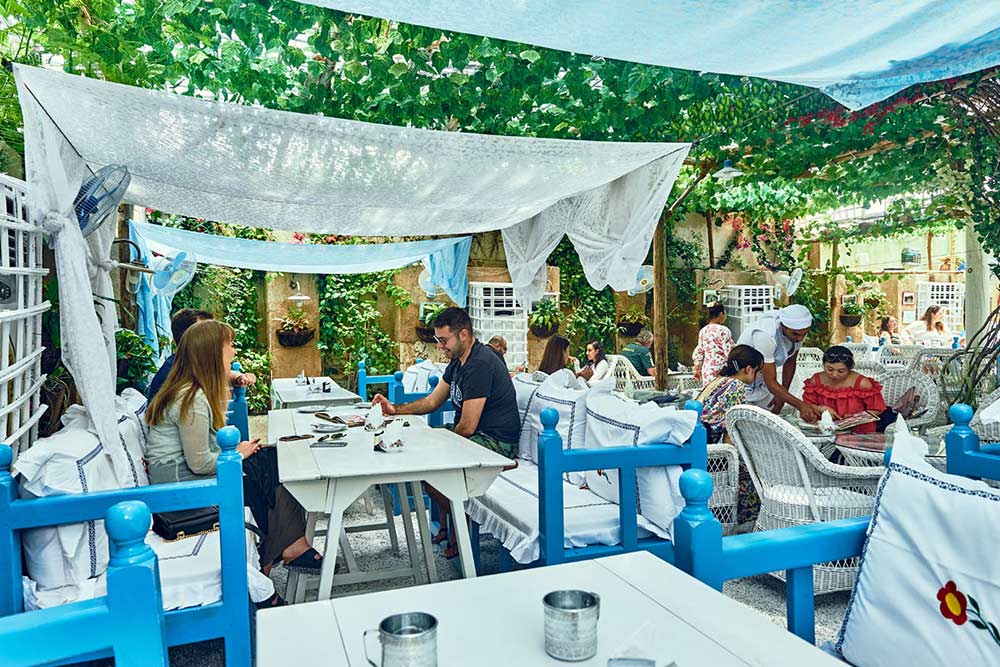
(543, 590, 601, 661)
(364, 612, 438, 667)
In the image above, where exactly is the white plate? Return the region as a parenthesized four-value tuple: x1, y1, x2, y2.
(297, 404, 329, 413)
(354, 401, 372, 409)
(313, 422, 347, 433)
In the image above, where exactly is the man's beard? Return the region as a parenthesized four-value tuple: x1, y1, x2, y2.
(445, 340, 467, 359)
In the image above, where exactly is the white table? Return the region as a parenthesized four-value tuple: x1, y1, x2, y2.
(258, 551, 842, 666)
(269, 406, 512, 601)
(270, 377, 361, 409)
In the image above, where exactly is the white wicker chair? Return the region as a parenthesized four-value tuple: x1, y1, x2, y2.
(843, 342, 873, 360)
(878, 368, 941, 431)
(856, 359, 886, 378)
(881, 344, 926, 368)
(606, 354, 655, 392)
(924, 385, 1000, 447)
(706, 442, 740, 535)
(908, 346, 957, 375)
(797, 347, 824, 366)
(726, 405, 884, 594)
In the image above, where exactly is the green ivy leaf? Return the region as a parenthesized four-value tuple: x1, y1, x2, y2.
(388, 62, 409, 78)
(519, 49, 541, 64)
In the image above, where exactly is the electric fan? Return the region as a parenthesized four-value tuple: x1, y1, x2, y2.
(627, 265, 654, 296)
(73, 165, 131, 237)
(774, 267, 804, 300)
(151, 251, 198, 298)
(418, 266, 439, 298)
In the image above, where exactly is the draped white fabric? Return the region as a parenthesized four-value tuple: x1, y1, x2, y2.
(14, 64, 688, 305)
(14, 73, 123, 483)
(301, 1, 1000, 110)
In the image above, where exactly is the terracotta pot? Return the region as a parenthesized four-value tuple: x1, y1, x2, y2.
(276, 328, 315, 347)
(529, 322, 559, 338)
(415, 325, 437, 343)
(617, 321, 643, 338)
(839, 314, 862, 327)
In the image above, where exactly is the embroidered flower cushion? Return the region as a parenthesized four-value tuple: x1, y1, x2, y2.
(835, 445, 1000, 665)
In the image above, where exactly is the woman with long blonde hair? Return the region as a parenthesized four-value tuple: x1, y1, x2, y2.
(146, 320, 320, 605)
(900, 304, 953, 346)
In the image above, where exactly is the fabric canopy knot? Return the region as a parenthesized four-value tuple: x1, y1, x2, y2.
(39, 210, 72, 237)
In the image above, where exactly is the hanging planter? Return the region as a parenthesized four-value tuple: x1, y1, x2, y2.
(617, 305, 649, 338)
(277, 327, 315, 347)
(527, 298, 563, 339)
(415, 324, 437, 343)
(839, 314, 863, 327)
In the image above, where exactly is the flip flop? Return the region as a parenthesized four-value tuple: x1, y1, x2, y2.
(284, 548, 323, 572)
(443, 543, 459, 560)
(431, 530, 449, 545)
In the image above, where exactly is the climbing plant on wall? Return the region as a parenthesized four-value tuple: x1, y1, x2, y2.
(547, 238, 617, 353)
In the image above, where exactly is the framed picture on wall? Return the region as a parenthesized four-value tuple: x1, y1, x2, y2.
(702, 289, 720, 306)
(841, 294, 857, 306)
(902, 291, 916, 307)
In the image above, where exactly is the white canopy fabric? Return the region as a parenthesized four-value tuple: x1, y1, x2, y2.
(301, 0, 1000, 110)
(15, 63, 689, 481)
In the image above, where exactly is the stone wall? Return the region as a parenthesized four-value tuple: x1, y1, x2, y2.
(266, 273, 323, 379)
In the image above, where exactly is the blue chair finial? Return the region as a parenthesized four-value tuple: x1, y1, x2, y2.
(883, 447, 893, 467)
(949, 403, 974, 426)
(428, 375, 439, 388)
(416, 357, 423, 364)
(358, 360, 367, 370)
(394, 371, 404, 382)
(683, 399, 703, 413)
(679, 468, 713, 505)
(106, 500, 153, 566)
(216, 425, 240, 450)
(540, 407, 559, 430)
(846, 335, 852, 342)
(0, 445, 11, 471)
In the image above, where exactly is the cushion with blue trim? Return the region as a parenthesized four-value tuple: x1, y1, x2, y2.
(835, 445, 1000, 665)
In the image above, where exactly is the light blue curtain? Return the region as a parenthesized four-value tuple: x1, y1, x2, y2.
(300, 1, 1000, 110)
(128, 221, 173, 362)
(131, 222, 473, 306)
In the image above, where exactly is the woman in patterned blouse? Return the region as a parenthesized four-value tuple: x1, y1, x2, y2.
(697, 344, 764, 444)
(692, 303, 735, 387)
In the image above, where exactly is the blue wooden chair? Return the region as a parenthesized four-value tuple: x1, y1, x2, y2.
(226, 361, 250, 441)
(468, 400, 708, 571)
(0, 500, 168, 667)
(356, 360, 398, 401)
(672, 402, 1000, 645)
(0, 426, 252, 667)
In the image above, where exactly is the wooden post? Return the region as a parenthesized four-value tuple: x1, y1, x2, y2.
(927, 232, 934, 271)
(653, 213, 669, 390)
(705, 212, 715, 268)
(965, 223, 990, 337)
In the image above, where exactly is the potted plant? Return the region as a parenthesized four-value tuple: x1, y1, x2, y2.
(528, 299, 562, 338)
(839, 300, 865, 327)
(114, 329, 159, 392)
(274, 304, 315, 347)
(617, 305, 649, 338)
(416, 302, 446, 343)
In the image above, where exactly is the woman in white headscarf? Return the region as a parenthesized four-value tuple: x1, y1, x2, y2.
(736, 304, 824, 422)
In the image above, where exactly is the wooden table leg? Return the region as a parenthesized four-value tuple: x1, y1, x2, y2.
(395, 482, 426, 585)
(427, 471, 477, 578)
(316, 478, 369, 601)
(411, 483, 439, 583)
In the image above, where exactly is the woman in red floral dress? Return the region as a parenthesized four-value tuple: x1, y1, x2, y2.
(692, 303, 734, 387)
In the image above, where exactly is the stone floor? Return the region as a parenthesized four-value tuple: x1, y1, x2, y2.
(84, 415, 850, 665)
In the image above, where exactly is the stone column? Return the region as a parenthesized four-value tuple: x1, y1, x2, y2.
(965, 224, 991, 340)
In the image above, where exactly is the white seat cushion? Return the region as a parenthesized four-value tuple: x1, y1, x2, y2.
(762, 484, 875, 510)
(465, 461, 668, 564)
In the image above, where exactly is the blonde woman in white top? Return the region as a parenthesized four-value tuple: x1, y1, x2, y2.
(577, 340, 613, 386)
(901, 305, 953, 346)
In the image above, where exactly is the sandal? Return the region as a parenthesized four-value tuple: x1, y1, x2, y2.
(284, 547, 323, 572)
(431, 530, 449, 545)
(443, 543, 459, 560)
(254, 592, 288, 610)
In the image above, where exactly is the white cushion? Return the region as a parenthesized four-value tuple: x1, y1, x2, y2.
(762, 484, 875, 510)
(402, 359, 447, 394)
(23, 510, 272, 610)
(465, 461, 666, 564)
(521, 370, 592, 484)
(583, 383, 697, 538)
(834, 446, 1000, 666)
(512, 372, 544, 460)
(14, 427, 118, 589)
(60, 388, 150, 488)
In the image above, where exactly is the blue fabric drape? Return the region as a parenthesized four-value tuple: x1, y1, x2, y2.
(128, 221, 173, 362)
(300, 1, 1000, 110)
(131, 222, 472, 306)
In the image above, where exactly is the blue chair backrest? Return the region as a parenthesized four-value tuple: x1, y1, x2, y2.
(227, 361, 250, 441)
(672, 402, 1000, 645)
(0, 500, 168, 667)
(0, 427, 251, 667)
(357, 360, 397, 401)
(536, 400, 708, 566)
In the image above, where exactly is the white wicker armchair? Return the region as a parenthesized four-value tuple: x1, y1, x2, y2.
(878, 368, 941, 431)
(924, 385, 1000, 447)
(843, 342, 874, 360)
(726, 405, 884, 594)
(796, 347, 824, 366)
(881, 344, 926, 368)
(706, 442, 740, 535)
(606, 354, 655, 392)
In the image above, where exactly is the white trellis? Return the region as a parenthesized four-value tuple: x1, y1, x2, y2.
(0, 174, 50, 460)
(721, 285, 775, 341)
(467, 282, 528, 369)
(917, 281, 965, 334)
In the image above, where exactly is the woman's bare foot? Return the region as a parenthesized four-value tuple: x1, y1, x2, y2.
(443, 542, 459, 559)
(431, 528, 449, 544)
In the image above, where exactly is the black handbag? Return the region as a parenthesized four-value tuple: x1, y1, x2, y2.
(152, 507, 220, 541)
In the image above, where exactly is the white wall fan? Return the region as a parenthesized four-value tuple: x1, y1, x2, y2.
(773, 267, 803, 300)
(627, 265, 654, 296)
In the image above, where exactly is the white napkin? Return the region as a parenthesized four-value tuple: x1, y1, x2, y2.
(819, 410, 836, 435)
(365, 402, 385, 432)
(890, 414, 929, 457)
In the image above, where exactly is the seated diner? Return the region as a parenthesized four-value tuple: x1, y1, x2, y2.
(801, 345, 888, 434)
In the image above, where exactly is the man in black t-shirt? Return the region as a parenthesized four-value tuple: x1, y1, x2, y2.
(372, 307, 520, 557)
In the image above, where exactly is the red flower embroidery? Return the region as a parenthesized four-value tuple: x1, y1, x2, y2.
(938, 581, 968, 625)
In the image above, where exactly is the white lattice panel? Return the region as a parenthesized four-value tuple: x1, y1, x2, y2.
(722, 284, 774, 341)
(917, 282, 965, 333)
(467, 282, 527, 369)
(0, 174, 50, 460)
